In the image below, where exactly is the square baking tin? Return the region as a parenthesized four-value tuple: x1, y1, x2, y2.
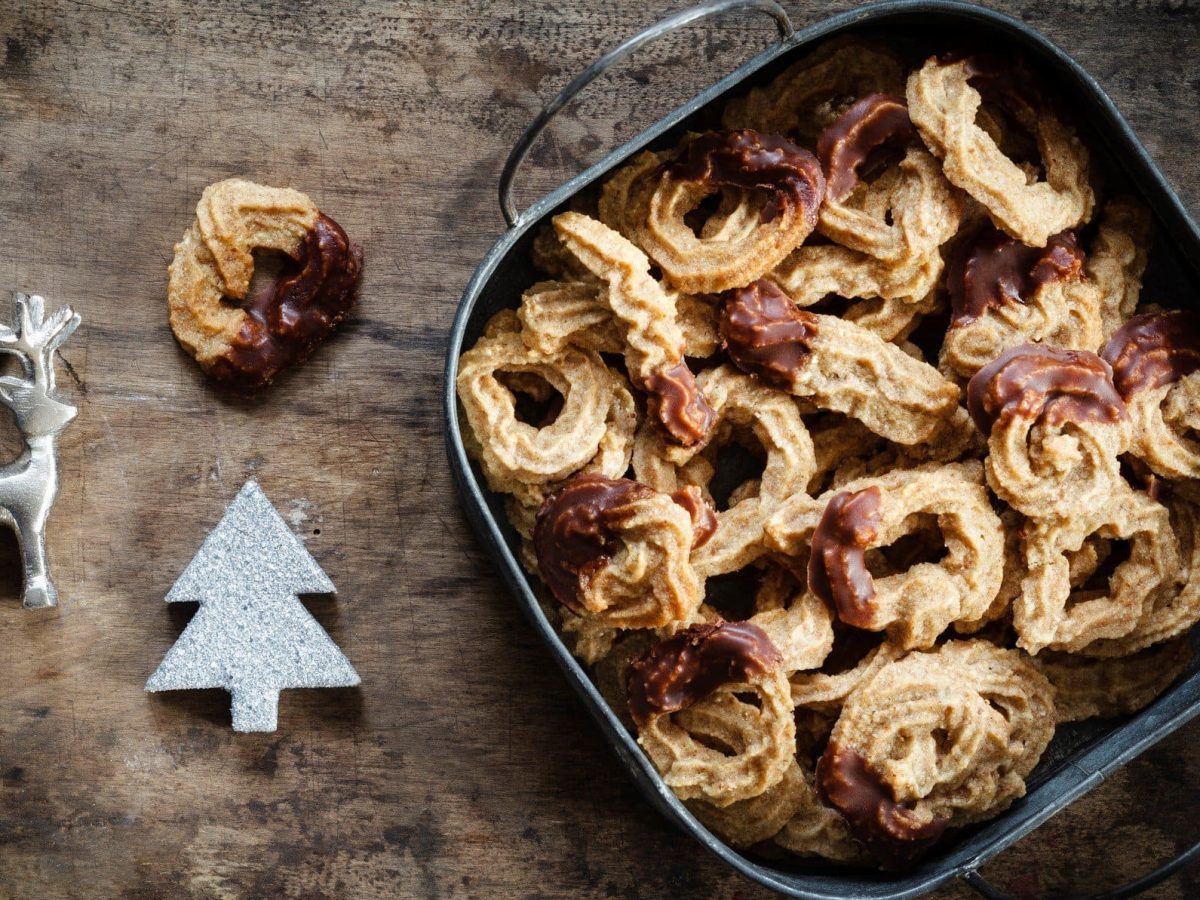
(444, 3, 1200, 896)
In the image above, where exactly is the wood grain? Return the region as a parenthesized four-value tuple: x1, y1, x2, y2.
(0, 1, 1198, 897)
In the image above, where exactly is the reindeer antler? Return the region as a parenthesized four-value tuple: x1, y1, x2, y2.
(8, 292, 80, 353)
(0, 294, 81, 392)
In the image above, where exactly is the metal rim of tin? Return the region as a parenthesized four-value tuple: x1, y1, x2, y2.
(444, 2, 1200, 896)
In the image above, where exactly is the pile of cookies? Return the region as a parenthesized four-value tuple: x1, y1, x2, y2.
(456, 38, 1200, 869)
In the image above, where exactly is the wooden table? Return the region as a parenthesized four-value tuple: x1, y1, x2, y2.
(1, 1, 1197, 897)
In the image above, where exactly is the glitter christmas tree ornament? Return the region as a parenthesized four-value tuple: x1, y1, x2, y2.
(146, 480, 360, 732)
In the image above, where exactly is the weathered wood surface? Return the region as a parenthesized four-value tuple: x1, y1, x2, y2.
(0, 1, 1198, 897)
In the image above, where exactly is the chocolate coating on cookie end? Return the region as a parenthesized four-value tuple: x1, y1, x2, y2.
(720, 279, 819, 389)
(817, 741, 947, 869)
(533, 475, 655, 614)
(670, 130, 825, 224)
(644, 362, 716, 447)
(948, 227, 1083, 327)
(1101, 311, 1200, 398)
(808, 487, 883, 628)
(626, 621, 782, 728)
(966, 343, 1126, 435)
(817, 93, 914, 202)
(212, 212, 362, 391)
(670, 485, 718, 549)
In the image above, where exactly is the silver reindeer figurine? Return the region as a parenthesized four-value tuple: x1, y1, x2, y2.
(0, 294, 80, 608)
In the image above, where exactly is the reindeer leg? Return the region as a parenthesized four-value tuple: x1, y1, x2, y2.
(15, 512, 56, 609)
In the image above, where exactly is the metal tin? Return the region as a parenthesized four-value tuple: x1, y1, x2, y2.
(444, 2, 1200, 896)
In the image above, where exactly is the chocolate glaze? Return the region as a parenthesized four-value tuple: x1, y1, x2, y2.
(643, 362, 716, 447)
(670, 485, 718, 549)
(1101, 311, 1200, 399)
(966, 343, 1126, 435)
(533, 474, 654, 614)
(808, 488, 883, 628)
(211, 212, 362, 391)
(626, 621, 782, 728)
(817, 741, 948, 869)
(816, 93, 914, 203)
(669, 129, 825, 225)
(948, 226, 1083, 326)
(719, 279, 819, 388)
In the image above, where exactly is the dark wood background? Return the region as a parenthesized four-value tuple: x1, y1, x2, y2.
(1, 1, 1197, 897)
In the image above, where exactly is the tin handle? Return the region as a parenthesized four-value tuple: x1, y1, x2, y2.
(497, 0, 793, 228)
(961, 835, 1200, 899)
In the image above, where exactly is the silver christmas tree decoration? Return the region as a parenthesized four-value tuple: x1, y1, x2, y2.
(145, 480, 360, 732)
(0, 293, 80, 609)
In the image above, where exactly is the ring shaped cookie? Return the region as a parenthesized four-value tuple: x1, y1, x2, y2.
(635, 130, 826, 294)
(456, 311, 635, 490)
(815, 96, 961, 265)
(532, 475, 703, 662)
(633, 364, 816, 580)
(720, 280, 963, 447)
(1102, 311, 1200, 481)
(820, 147, 961, 265)
(553, 212, 716, 446)
(168, 178, 361, 391)
(942, 196, 1151, 381)
(1076, 492, 1200, 658)
(906, 55, 1094, 247)
(1038, 638, 1192, 721)
(628, 621, 796, 807)
(817, 641, 1054, 868)
(508, 364, 639, 538)
(967, 343, 1130, 520)
(765, 493, 912, 707)
(600, 147, 761, 248)
(1014, 484, 1178, 654)
(721, 37, 906, 144)
(805, 462, 1005, 648)
(517, 280, 623, 356)
(940, 226, 1098, 379)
